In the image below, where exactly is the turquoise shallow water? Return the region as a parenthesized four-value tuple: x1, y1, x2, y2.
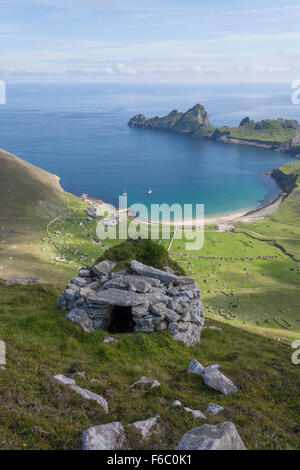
(0, 83, 298, 218)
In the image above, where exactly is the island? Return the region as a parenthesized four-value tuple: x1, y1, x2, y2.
(128, 104, 300, 158)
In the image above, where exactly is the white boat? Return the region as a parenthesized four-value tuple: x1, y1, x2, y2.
(148, 189, 152, 195)
(122, 191, 127, 196)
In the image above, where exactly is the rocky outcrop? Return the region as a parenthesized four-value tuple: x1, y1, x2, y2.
(239, 117, 252, 126)
(176, 422, 246, 450)
(128, 104, 300, 157)
(128, 104, 214, 139)
(57, 260, 204, 346)
(271, 167, 298, 194)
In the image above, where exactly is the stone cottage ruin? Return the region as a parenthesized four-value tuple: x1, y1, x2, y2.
(57, 260, 204, 346)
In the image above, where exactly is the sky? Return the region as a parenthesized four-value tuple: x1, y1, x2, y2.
(0, 0, 300, 83)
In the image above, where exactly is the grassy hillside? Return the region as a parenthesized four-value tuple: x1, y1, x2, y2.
(0, 149, 93, 285)
(0, 281, 299, 450)
(0, 149, 64, 228)
(216, 119, 297, 144)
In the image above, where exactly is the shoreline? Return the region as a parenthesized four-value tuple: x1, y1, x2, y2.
(82, 188, 284, 227)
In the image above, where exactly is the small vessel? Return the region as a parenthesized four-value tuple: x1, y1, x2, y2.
(148, 189, 152, 195)
(122, 191, 127, 196)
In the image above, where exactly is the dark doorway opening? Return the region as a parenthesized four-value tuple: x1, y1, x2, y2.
(107, 306, 135, 333)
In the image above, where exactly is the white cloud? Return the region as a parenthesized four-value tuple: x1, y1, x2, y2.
(136, 13, 152, 19)
(227, 32, 300, 43)
(116, 63, 139, 75)
(189, 66, 203, 74)
(234, 64, 291, 74)
(103, 66, 114, 75)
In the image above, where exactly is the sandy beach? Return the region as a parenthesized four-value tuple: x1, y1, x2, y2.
(83, 191, 284, 228)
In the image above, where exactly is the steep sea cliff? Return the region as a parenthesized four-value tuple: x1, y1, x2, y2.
(128, 104, 300, 158)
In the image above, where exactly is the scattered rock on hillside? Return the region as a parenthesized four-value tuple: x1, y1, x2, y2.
(57, 260, 204, 346)
(188, 360, 238, 395)
(205, 403, 224, 416)
(75, 371, 86, 378)
(70, 385, 108, 412)
(103, 336, 119, 344)
(130, 376, 161, 390)
(54, 374, 75, 386)
(172, 400, 182, 407)
(176, 422, 246, 450)
(54, 374, 108, 413)
(184, 407, 206, 419)
(129, 415, 160, 439)
(81, 415, 161, 450)
(81, 422, 125, 450)
(203, 326, 222, 331)
(188, 359, 205, 375)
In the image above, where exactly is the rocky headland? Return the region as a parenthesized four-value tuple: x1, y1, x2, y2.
(128, 104, 300, 158)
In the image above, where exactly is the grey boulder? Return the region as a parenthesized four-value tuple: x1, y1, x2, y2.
(130, 376, 160, 390)
(54, 374, 76, 386)
(53, 374, 108, 413)
(184, 407, 206, 419)
(176, 422, 246, 450)
(70, 385, 108, 413)
(81, 422, 125, 450)
(206, 403, 224, 416)
(188, 360, 238, 395)
(129, 415, 160, 439)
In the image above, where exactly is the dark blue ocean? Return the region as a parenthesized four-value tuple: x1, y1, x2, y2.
(0, 82, 298, 217)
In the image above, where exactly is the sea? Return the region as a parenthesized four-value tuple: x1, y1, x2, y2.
(0, 82, 299, 219)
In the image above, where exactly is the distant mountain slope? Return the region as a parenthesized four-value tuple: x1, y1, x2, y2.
(0, 148, 65, 232)
(128, 104, 300, 157)
(0, 149, 76, 284)
(128, 104, 215, 138)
